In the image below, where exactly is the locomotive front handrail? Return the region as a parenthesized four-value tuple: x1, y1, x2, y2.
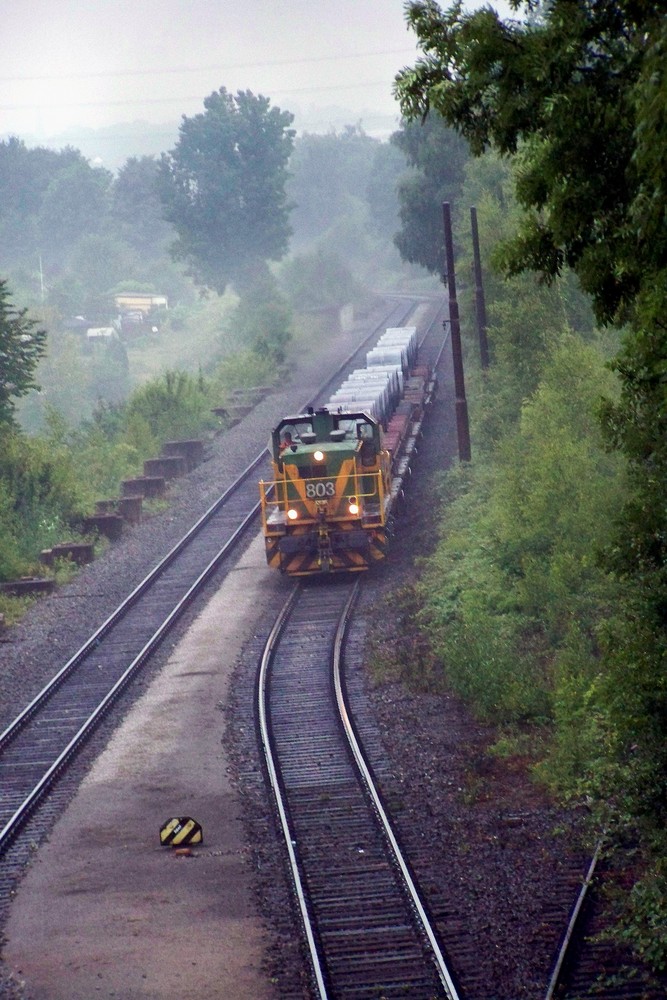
(259, 469, 385, 532)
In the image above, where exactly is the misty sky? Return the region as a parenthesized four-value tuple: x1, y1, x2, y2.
(3, 0, 514, 141)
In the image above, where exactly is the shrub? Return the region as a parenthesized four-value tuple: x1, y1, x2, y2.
(124, 370, 218, 444)
(420, 334, 626, 727)
(0, 426, 86, 578)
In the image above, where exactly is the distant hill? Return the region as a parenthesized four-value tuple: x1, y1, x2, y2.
(3, 105, 400, 172)
(1, 121, 180, 172)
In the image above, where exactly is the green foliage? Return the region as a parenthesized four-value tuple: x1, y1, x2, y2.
(69, 422, 142, 500)
(366, 141, 407, 238)
(0, 479, 25, 579)
(209, 349, 278, 397)
(0, 137, 193, 345)
(589, 600, 667, 831)
(0, 591, 35, 627)
(365, 585, 439, 690)
(471, 275, 569, 441)
(617, 858, 667, 972)
(285, 126, 412, 288)
(0, 138, 71, 271)
(535, 624, 609, 798)
(0, 424, 87, 576)
(396, 12, 667, 954)
(0, 279, 47, 427)
(111, 156, 173, 257)
(281, 246, 359, 311)
(288, 125, 380, 246)
(88, 334, 131, 405)
(19, 330, 92, 432)
(391, 114, 469, 275)
(158, 87, 295, 294)
(240, 297, 292, 365)
(395, 2, 667, 649)
(455, 154, 601, 445)
(38, 155, 113, 272)
(396, 1, 659, 322)
(224, 269, 293, 364)
(421, 335, 625, 724)
(66, 234, 134, 321)
(124, 370, 218, 445)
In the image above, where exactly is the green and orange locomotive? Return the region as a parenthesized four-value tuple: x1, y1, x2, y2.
(259, 326, 435, 576)
(260, 406, 392, 575)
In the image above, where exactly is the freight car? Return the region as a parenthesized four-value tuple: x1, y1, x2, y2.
(259, 327, 435, 575)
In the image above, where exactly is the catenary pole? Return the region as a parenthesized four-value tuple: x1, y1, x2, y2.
(470, 206, 490, 370)
(442, 202, 471, 462)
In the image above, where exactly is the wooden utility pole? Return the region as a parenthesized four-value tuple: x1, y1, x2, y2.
(442, 202, 471, 462)
(470, 206, 490, 370)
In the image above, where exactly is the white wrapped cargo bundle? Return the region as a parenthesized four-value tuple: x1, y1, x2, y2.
(379, 326, 418, 368)
(344, 368, 402, 409)
(366, 345, 408, 372)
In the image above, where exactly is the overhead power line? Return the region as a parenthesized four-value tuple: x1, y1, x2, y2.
(0, 78, 401, 114)
(0, 48, 418, 85)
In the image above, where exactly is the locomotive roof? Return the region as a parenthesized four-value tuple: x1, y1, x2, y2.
(272, 408, 378, 432)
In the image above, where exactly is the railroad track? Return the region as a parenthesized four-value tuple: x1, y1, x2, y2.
(258, 579, 460, 999)
(0, 296, 425, 871)
(545, 841, 667, 999)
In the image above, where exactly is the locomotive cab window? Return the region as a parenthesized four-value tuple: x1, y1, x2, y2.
(298, 465, 329, 479)
(360, 440, 377, 467)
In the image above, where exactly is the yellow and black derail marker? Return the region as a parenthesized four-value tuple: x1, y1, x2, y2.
(159, 816, 203, 846)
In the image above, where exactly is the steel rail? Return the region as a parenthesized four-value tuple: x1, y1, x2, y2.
(258, 580, 459, 998)
(545, 839, 603, 999)
(256, 582, 330, 999)
(0, 501, 260, 854)
(333, 585, 461, 1000)
(0, 455, 267, 754)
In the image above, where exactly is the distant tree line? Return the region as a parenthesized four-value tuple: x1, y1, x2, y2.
(0, 137, 189, 321)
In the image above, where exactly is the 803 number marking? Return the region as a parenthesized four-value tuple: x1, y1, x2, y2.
(305, 481, 336, 498)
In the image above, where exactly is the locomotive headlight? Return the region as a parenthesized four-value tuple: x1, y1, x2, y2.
(287, 508, 299, 520)
(348, 498, 359, 516)
(313, 450, 325, 462)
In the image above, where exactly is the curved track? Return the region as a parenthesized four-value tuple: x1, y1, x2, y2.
(0, 297, 424, 860)
(258, 580, 460, 999)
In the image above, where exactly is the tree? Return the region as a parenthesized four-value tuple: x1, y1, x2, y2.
(365, 140, 407, 239)
(281, 246, 358, 311)
(394, 0, 667, 571)
(0, 279, 47, 426)
(288, 125, 381, 247)
(391, 114, 469, 275)
(38, 153, 113, 272)
(394, 2, 664, 324)
(111, 156, 173, 258)
(158, 88, 295, 294)
(0, 138, 63, 272)
(395, 2, 667, 597)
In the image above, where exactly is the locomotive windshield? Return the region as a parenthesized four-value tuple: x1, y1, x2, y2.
(271, 409, 381, 464)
